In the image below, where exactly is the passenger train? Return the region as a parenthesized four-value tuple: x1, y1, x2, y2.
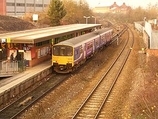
(52, 28, 113, 73)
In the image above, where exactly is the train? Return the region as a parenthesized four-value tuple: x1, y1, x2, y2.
(52, 28, 113, 73)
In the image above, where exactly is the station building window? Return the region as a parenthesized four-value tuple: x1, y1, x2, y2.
(26, 3, 34, 7)
(35, 40, 51, 47)
(35, 40, 51, 58)
(6, 3, 15, 6)
(17, 3, 25, 6)
(36, 4, 43, 7)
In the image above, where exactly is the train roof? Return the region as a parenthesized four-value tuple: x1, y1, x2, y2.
(0, 24, 102, 44)
(55, 28, 113, 47)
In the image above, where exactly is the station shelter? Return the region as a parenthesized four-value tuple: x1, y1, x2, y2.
(0, 24, 102, 67)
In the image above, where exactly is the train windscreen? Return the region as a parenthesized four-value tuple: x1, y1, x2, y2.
(53, 45, 73, 56)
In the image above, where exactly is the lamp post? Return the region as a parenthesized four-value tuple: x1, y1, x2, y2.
(83, 16, 90, 24)
(92, 16, 97, 24)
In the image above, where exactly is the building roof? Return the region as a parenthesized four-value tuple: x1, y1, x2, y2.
(110, 2, 119, 9)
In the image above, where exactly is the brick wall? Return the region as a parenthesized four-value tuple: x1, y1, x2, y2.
(0, 0, 6, 15)
(147, 49, 158, 57)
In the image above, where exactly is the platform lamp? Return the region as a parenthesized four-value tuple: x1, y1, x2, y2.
(83, 16, 90, 24)
(92, 16, 97, 24)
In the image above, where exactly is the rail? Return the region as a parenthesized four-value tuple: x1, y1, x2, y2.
(0, 73, 71, 119)
(71, 25, 134, 118)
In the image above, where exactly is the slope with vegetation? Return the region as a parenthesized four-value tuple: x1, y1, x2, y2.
(0, 15, 36, 33)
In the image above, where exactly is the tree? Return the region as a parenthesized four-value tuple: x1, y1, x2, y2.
(62, 0, 93, 24)
(48, 0, 66, 26)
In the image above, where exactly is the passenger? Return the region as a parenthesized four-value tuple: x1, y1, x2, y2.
(10, 53, 14, 67)
(10, 53, 14, 62)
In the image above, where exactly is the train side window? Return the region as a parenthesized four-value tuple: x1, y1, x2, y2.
(95, 40, 98, 46)
(75, 50, 79, 55)
(87, 43, 93, 50)
(80, 47, 82, 53)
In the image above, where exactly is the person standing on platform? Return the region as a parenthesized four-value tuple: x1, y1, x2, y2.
(10, 53, 14, 68)
(10, 53, 14, 62)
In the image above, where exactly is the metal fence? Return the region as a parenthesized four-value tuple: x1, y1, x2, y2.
(0, 60, 26, 75)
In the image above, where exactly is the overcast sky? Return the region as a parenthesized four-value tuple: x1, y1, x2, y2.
(85, 0, 158, 8)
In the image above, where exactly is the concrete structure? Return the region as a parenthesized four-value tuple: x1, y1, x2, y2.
(0, 0, 50, 16)
(0, 60, 52, 109)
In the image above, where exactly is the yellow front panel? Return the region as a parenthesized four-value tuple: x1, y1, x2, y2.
(52, 56, 74, 66)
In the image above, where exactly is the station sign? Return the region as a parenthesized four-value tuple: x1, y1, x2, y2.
(18, 50, 25, 52)
(0, 38, 11, 43)
(33, 14, 38, 22)
(0, 38, 6, 43)
(7, 38, 11, 43)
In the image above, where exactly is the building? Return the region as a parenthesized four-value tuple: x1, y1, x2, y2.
(92, 6, 110, 13)
(110, 2, 131, 14)
(92, 2, 131, 14)
(134, 19, 158, 59)
(0, 0, 50, 16)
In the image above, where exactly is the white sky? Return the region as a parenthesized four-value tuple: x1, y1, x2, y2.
(85, 0, 158, 8)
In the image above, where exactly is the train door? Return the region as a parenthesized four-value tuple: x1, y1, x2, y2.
(82, 43, 86, 59)
(94, 37, 100, 51)
(85, 41, 94, 58)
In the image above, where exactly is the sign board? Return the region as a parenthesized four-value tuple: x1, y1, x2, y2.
(7, 38, 11, 43)
(33, 14, 38, 21)
(154, 19, 157, 25)
(18, 50, 24, 52)
(1, 38, 6, 43)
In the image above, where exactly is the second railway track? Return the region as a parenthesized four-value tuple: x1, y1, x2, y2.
(0, 73, 71, 119)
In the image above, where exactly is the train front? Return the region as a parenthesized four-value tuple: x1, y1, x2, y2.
(52, 44, 74, 73)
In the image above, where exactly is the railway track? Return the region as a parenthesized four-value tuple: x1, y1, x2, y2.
(0, 73, 71, 119)
(71, 26, 134, 119)
(0, 25, 132, 119)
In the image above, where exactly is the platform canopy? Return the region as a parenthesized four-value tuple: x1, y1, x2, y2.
(0, 24, 102, 44)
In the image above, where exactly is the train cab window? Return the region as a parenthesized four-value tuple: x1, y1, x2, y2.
(53, 45, 73, 56)
(67, 47, 73, 56)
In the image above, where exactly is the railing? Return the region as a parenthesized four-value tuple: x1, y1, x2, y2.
(0, 60, 26, 76)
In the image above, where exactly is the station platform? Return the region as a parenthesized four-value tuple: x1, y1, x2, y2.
(0, 60, 52, 94)
(0, 74, 12, 78)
